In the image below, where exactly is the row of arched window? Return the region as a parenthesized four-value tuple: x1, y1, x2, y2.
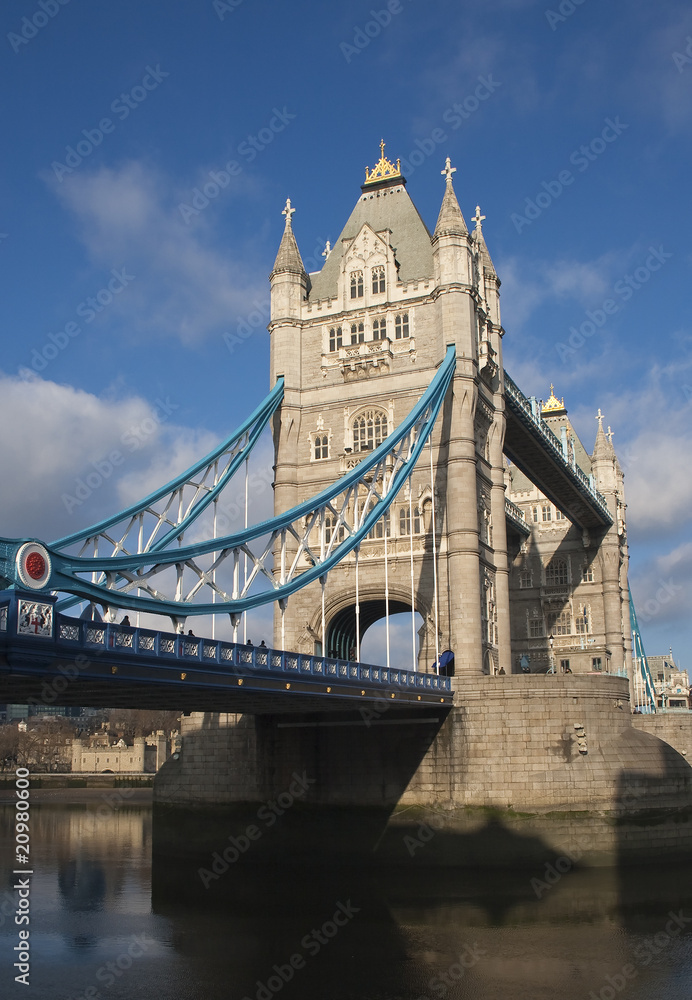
(518, 558, 596, 589)
(531, 503, 566, 522)
(319, 505, 426, 544)
(327, 313, 410, 352)
(526, 604, 591, 638)
(350, 266, 386, 299)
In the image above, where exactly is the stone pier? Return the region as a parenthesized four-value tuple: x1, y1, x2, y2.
(154, 675, 692, 867)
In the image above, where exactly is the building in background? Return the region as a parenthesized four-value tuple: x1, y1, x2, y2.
(71, 730, 172, 773)
(507, 389, 629, 677)
(648, 651, 690, 710)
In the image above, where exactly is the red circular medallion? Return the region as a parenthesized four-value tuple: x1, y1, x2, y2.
(25, 552, 46, 580)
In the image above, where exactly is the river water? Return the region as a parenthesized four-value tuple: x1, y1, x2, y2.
(2, 792, 692, 1000)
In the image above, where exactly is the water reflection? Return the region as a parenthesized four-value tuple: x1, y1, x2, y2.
(58, 859, 107, 912)
(2, 797, 692, 999)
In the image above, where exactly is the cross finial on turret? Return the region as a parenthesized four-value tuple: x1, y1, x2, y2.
(441, 157, 456, 183)
(606, 426, 614, 444)
(380, 138, 386, 158)
(473, 205, 486, 230)
(282, 198, 295, 227)
(595, 408, 605, 428)
(322, 240, 331, 259)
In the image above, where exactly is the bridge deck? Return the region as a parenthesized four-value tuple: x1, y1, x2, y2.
(503, 371, 613, 530)
(0, 592, 452, 714)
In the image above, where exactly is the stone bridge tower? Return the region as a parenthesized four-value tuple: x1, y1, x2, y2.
(269, 146, 510, 675)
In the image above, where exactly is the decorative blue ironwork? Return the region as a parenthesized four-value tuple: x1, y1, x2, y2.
(54, 376, 285, 554)
(0, 348, 456, 619)
(0, 590, 453, 705)
(629, 596, 657, 713)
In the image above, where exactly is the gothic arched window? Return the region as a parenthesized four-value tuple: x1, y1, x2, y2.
(324, 511, 345, 543)
(328, 326, 342, 352)
(352, 409, 388, 453)
(372, 265, 385, 294)
(350, 271, 364, 299)
(372, 317, 387, 340)
(547, 606, 571, 635)
(314, 435, 329, 460)
(399, 506, 421, 536)
(372, 512, 390, 538)
(395, 313, 409, 339)
(576, 605, 590, 633)
(545, 558, 568, 586)
(350, 322, 364, 344)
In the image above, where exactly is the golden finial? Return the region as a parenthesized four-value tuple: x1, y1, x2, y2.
(542, 384, 566, 414)
(364, 140, 402, 185)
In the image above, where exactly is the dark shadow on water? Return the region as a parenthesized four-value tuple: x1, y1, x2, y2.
(151, 850, 692, 1000)
(615, 733, 692, 930)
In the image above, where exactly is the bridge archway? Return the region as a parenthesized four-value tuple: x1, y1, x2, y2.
(326, 599, 411, 660)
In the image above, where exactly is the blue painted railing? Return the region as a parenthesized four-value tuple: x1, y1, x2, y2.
(504, 370, 613, 524)
(52, 615, 452, 692)
(0, 590, 452, 697)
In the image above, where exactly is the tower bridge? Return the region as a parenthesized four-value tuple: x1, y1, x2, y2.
(1, 145, 686, 868)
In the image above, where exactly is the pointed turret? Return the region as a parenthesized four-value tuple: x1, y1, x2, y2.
(592, 409, 615, 464)
(433, 158, 468, 239)
(270, 198, 307, 278)
(269, 199, 308, 391)
(432, 156, 473, 299)
(471, 205, 496, 276)
(591, 408, 620, 502)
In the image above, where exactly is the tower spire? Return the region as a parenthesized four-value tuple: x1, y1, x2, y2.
(433, 156, 467, 238)
(271, 198, 306, 277)
(471, 202, 495, 276)
(592, 409, 614, 463)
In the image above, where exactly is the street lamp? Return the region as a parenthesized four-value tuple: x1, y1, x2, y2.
(548, 633, 555, 674)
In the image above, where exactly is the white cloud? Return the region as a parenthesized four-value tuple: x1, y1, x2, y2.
(620, 428, 692, 533)
(49, 161, 267, 345)
(0, 372, 218, 543)
(571, 356, 692, 535)
(0, 372, 282, 637)
(630, 540, 692, 629)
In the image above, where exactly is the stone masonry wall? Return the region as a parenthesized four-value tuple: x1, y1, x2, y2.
(157, 676, 689, 813)
(633, 712, 692, 762)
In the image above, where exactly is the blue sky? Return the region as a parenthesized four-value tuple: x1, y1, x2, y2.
(0, 0, 690, 665)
